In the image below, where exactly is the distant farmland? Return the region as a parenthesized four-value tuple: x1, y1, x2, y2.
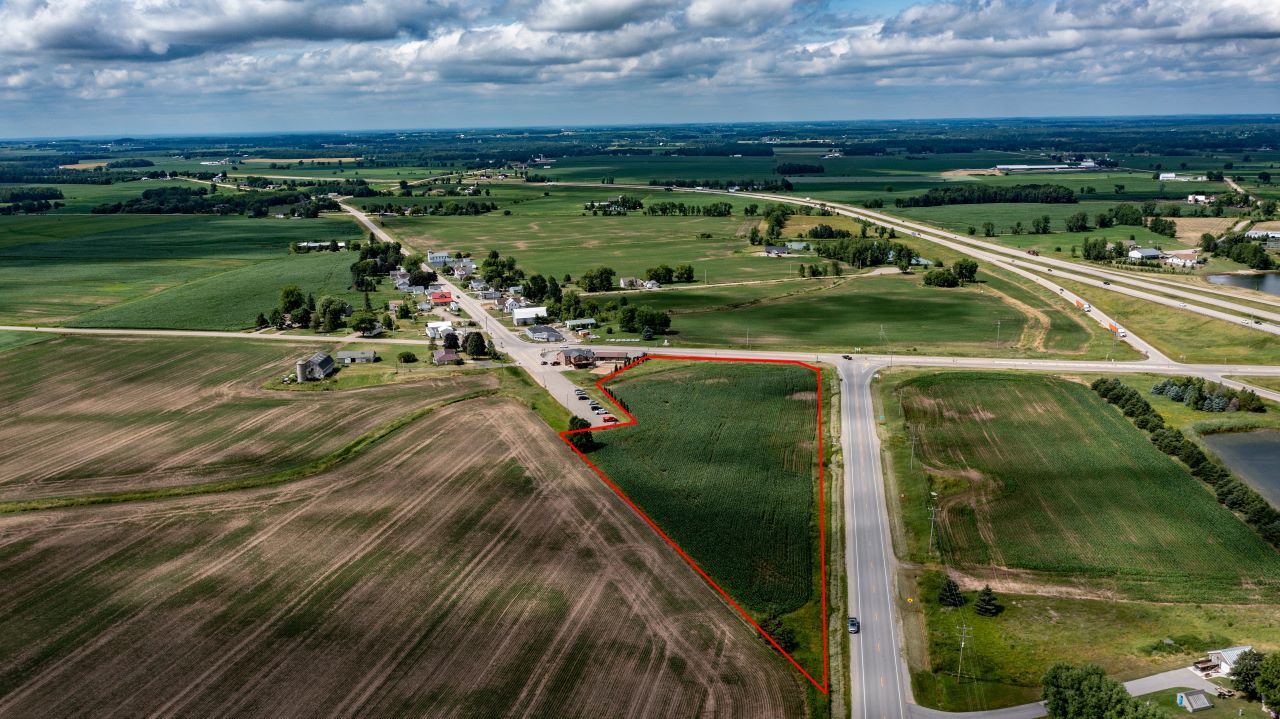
(897, 371, 1280, 603)
(0, 391, 806, 717)
(587, 359, 826, 681)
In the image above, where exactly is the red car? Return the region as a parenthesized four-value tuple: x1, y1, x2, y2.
(602, 416, 619, 423)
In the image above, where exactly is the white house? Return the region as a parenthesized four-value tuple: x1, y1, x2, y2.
(502, 297, 524, 313)
(426, 250, 451, 266)
(1165, 249, 1200, 268)
(512, 307, 548, 326)
(1208, 646, 1252, 675)
(426, 321, 454, 339)
(1129, 247, 1163, 261)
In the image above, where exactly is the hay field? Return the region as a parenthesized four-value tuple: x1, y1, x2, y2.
(0, 393, 805, 716)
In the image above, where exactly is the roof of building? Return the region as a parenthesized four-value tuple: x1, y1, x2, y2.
(303, 352, 332, 366)
(1179, 690, 1213, 710)
(336, 350, 376, 360)
(1131, 247, 1163, 257)
(432, 349, 460, 362)
(1210, 646, 1252, 665)
(560, 348, 595, 359)
(565, 317, 597, 327)
(512, 306, 548, 320)
(525, 325, 563, 339)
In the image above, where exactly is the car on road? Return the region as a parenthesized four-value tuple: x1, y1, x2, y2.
(848, 617, 860, 634)
(1242, 318, 1251, 325)
(1103, 281, 1110, 285)
(1179, 302, 1187, 308)
(842, 354, 853, 360)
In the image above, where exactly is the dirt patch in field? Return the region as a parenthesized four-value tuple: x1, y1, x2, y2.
(58, 161, 107, 170)
(1174, 216, 1236, 245)
(941, 168, 999, 177)
(0, 396, 805, 718)
(787, 391, 818, 401)
(243, 157, 361, 163)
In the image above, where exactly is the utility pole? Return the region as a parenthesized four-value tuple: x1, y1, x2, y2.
(909, 433, 918, 468)
(928, 504, 939, 555)
(880, 324, 892, 368)
(956, 623, 973, 681)
(994, 318, 1002, 349)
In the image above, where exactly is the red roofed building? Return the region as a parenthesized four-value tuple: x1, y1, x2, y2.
(429, 291, 453, 306)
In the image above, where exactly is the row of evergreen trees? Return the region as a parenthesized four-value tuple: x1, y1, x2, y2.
(1151, 377, 1266, 413)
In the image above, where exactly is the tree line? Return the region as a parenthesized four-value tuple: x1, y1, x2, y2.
(643, 201, 733, 217)
(91, 185, 333, 217)
(774, 162, 824, 175)
(894, 184, 1077, 208)
(647, 178, 794, 191)
(1204, 234, 1275, 270)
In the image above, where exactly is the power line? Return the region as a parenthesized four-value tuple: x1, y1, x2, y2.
(956, 622, 973, 681)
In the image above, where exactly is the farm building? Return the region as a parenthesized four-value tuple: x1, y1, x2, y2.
(426, 250, 451, 266)
(1129, 247, 1163, 261)
(426, 321, 454, 339)
(512, 307, 548, 325)
(432, 349, 461, 365)
(295, 352, 336, 382)
(593, 350, 642, 363)
(1158, 172, 1177, 181)
(565, 318, 597, 330)
(336, 350, 377, 365)
(619, 277, 643, 289)
(525, 325, 564, 342)
(1245, 230, 1280, 240)
(1207, 646, 1252, 675)
(643, 280, 660, 290)
(1186, 194, 1214, 204)
(1175, 690, 1213, 713)
(764, 245, 788, 256)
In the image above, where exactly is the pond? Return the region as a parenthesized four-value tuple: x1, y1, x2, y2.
(1202, 430, 1280, 507)
(1207, 272, 1280, 297)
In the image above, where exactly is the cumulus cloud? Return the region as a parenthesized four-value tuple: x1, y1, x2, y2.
(0, 0, 1278, 134)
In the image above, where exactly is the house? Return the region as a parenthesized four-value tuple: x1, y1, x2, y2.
(389, 269, 410, 283)
(556, 348, 596, 367)
(512, 306, 548, 325)
(619, 277, 643, 289)
(565, 318, 597, 330)
(468, 279, 488, 292)
(478, 289, 502, 300)
(416, 301, 431, 312)
(336, 350, 377, 364)
(1186, 194, 1214, 204)
(508, 285, 524, 296)
(426, 250, 451, 266)
(502, 297, 524, 313)
(525, 325, 564, 342)
(1208, 646, 1252, 675)
(432, 348, 461, 365)
(295, 352, 336, 382)
(387, 300, 404, 313)
(429, 291, 453, 306)
(426, 321, 454, 339)
(448, 301, 460, 312)
(1176, 690, 1213, 713)
(359, 322, 384, 337)
(1165, 249, 1201, 268)
(394, 281, 410, 292)
(1129, 247, 1163, 261)
(1158, 172, 1177, 181)
(593, 350, 641, 363)
(408, 285, 426, 295)
(764, 245, 788, 256)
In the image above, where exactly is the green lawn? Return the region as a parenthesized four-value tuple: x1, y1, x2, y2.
(895, 371, 1280, 602)
(0, 213, 363, 327)
(585, 359, 825, 678)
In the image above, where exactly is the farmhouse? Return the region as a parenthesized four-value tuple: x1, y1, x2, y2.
(432, 349, 461, 365)
(336, 350, 377, 364)
(426, 250, 451, 266)
(295, 352, 336, 382)
(508, 284, 524, 296)
(1176, 690, 1213, 713)
(1165, 249, 1201, 268)
(359, 322, 384, 337)
(1186, 194, 1215, 204)
(565, 318, 597, 330)
(426, 321, 454, 338)
(525, 325, 564, 342)
(1129, 247, 1163, 261)
(512, 307, 548, 325)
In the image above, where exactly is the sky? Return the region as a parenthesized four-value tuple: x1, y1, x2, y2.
(2, 0, 1279, 138)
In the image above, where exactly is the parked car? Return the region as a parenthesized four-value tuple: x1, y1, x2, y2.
(603, 416, 619, 423)
(848, 617, 860, 634)
(594, 409, 608, 415)
(577, 395, 591, 401)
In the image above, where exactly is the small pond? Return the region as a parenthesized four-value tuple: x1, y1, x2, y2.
(1206, 272, 1280, 297)
(1202, 430, 1280, 507)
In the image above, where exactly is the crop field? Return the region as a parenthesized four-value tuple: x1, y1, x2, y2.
(0, 213, 362, 327)
(0, 391, 806, 717)
(585, 359, 826, 681)
(0, 335, 491, 503)
(895, 371, 1280, 603)
(0, 180, 236, 213)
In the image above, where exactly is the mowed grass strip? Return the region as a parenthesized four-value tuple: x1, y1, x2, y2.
(590, 360, 819, 613)
(899, 372, 1280, 601)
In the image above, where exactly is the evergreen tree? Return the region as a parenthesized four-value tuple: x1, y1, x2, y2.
(938, 577, 966, 607)
(974, 585, 1001, 616)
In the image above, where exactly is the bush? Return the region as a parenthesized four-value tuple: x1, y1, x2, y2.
(397, 351, 417, 363)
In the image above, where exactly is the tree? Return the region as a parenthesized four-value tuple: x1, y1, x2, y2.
(922, 268, 959, 287)
(675, 264, 695, 282)
(443, 332, 461, 351)
(279, 284, 305, 314)
(618, 305, 639, 332)
(895, 246, 915, 273)
(462, 331, 487, 356)
(1041, 663, 1163, 719)
(973, 585, 1001, 616)
(1064, 211, 1090, 232)
(1233, 649, 1265, 699)
(255, 312, 268, 328)
(1256, 652, 1280, 710)
(351, 313, 377, 335)
(567, 416, 594, 452)
(397, 351, 418, 363)
(396, 302, 412, 320)
(937, 577, 966, 607)
(982, 222, 996, 237)
(953, 258, 979, 284)
(268, 307, 283, 328)
(1031, 215, 1051, 234)
(1259, 171, 1271, 184)
(641, 326, 654, 341)
(316, 296, 347, 333)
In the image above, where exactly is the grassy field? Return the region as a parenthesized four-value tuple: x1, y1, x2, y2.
(0, 213, 363, 327)
(1230, 375, 1280, 392)
(1139, 686, 1262, 718)
(0, 388, 806, 717)
(0, 331, 50, 354)
(0, 180, 238, 213)
(586, 359, 825, 681)
(876, 369, 1280, 711)
(0, 335, 491, 503)
(894, 371, 1280, 602)
(1054, 277, 1280, 365)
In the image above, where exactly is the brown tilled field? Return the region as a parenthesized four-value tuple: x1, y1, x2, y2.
(0, 365, 804, 716)
(0, 336, 493, 502)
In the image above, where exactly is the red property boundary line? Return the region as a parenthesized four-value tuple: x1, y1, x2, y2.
(558, 354, 829, 694)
